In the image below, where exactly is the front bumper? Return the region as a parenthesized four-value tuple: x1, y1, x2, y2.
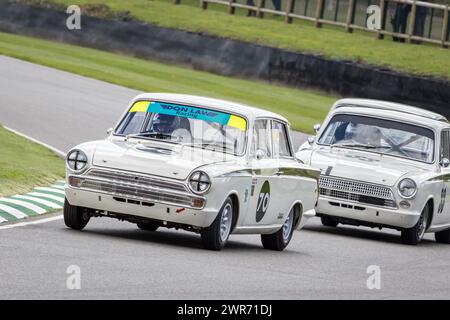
(316, 196, 420, 229)
(297, 209, 316, 230)
(65, 186, 218, 228)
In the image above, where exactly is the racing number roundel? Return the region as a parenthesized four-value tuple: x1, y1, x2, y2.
(256, 181, 270, 223)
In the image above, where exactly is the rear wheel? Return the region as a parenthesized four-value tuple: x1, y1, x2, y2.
(321, 216, 339, 227)
(435, 229, 450, 244)
(63, 198, 90, 230)
(201, 198, 233, 251)
(401, 205, 430, 245)
(261, 207, 295, 251)
(137, 221, 159, 232)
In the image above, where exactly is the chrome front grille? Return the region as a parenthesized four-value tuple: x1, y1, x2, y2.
(87, 169, 188, 192)
(69, 169, 204, 209)
(320, 176, 393, 199)
(80, 179, 196, 207)
(319, 176, 396, 208)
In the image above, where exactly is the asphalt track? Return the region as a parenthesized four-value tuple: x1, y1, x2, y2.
(0, 56, 308, 152)
(1, 55, 450, 300)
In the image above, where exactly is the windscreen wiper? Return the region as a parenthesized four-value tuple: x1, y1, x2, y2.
(184, 142, 235, 153)
(126, 132, 174, 140)
(331, 142, 377, 149)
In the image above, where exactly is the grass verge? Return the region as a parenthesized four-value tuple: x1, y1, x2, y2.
(0, 125, 64, 197)
(40, 0, 450, 79)
(0, 31, 337, 133)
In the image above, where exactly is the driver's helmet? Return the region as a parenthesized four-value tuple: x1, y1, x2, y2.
(345, 122, 358, 140)
(152, 114, 179, 135)
(353, 124, 381, 145)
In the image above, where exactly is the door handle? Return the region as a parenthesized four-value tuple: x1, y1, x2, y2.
(276, 171, 284, 176)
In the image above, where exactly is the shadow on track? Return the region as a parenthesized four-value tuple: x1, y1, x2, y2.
(64, 225, 268, 251)
(61, 222, 308, 254)
(303, 224, 436, 246)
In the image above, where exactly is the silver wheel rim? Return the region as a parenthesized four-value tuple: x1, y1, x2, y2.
(417, 209, 428, 240)
(282, 209, 294, 242)
(220, 203, 232, 242)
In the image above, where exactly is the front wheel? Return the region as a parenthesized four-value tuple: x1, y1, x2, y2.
(261, 207, 295, 251)
(63, 198, 90, 230)
(321, 216, 339, 227)
(435, 229, 450, 244)
(401, 205, 429, 245)
(137, 221, 159, 232)
(201, 198, 233, 251)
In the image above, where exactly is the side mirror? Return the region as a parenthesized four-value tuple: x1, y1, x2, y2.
(313, 123, 321, 133)
(106, 128, 113, 135)
(307, 136, 315, 144)
(441, 158, 450, 168)
(297, 141, 311, 153)
(255, 149, 265, 160)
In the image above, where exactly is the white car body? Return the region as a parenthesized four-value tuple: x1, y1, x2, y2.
(64, 93, 319, 248)
(296, 99, 450, 240)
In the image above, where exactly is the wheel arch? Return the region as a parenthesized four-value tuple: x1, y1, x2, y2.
(425, 196, 435, 229)
(288, 200, 303, 230)
(225, 191, 240, 232)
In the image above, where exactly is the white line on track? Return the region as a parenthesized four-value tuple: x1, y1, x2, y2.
(27, 192, 64, 203)
(0, 215, 63, 230)
(12, 195, 62, 209)
(33, 187, 65, 195)
(0, 128, 66, 228)
(3, 126, 66, 158)
(0, 198, 46, 214)
(0, 203, 28, 219)
(51, 185, 65, 190)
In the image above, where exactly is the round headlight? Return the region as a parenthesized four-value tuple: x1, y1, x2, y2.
(188, 171, 211, 194)
(398, 178, 417, 198)
(66, 150, 88, 172)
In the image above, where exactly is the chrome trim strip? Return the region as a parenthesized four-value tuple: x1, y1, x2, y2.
(216, 167, 320, 180)
(320, 194, 398, 209)
(320, 190, 397, 209)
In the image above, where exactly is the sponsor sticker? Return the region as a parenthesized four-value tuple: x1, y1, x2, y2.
(129, 101, 247, 131)
(256, 180, 270, 223)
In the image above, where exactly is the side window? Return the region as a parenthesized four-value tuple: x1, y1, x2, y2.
(252, 119, 272, 158)
(116, 112, 147, 135)
(441, 131, 450, 160)
(272, 121, 292, 158)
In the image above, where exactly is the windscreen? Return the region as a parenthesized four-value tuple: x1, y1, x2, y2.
(115, 100, 247, 155)
(318, 114, 435, 163)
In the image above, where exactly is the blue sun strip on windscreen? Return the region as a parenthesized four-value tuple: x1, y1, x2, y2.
(129, 100, 247, 131)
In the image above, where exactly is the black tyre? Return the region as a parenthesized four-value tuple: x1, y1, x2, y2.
(261, 207, 295, 251)
(435, 229, 450, 244)
(201, 198, 233, 251)
(137, 221, 159, 232)
(401, 205, 430, 245)
(321, 216, 339, 227)
(63, 198, 90, 230)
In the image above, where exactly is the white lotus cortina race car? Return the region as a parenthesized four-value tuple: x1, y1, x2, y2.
(64, 93, 320, 250)
(297, 99, 450, 245)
